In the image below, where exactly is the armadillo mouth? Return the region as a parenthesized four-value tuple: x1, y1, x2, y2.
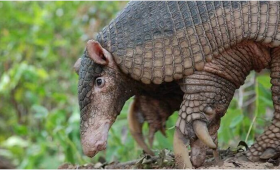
(86, 150, 98, 158)
(85, 141, 107, 157)
(82, 122, 110, 158)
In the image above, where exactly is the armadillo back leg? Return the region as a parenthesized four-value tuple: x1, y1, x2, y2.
(175, 71, 236, 167)
(246, 48, 280, 161)
(128, 97, 155, 156)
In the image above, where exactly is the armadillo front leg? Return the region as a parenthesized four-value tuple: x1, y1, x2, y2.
(175, 71, 236, 167)
(246, 48, 280, 161)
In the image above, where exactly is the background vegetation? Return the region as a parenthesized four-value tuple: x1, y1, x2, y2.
(0, 1, 273, 168)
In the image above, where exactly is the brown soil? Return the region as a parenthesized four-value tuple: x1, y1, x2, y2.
(0, 156, 15, 169)
(59, 149, 280, 169)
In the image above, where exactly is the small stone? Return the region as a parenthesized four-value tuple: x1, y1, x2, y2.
(94, 162, 103, 169)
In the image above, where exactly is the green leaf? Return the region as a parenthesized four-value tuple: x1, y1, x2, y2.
(32, 105, 48, 119)
(230, 113, 244, 128)
(3, 136, 29, 147)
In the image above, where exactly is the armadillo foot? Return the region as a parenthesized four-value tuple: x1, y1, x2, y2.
(175, 116, 221, 167)
(173, 128, 192, 169)
(177, 71, 235, 167)
(190, 121, 220, 167)
(246, 119, 280, 161)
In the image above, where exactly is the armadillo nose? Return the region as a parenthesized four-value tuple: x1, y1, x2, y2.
(95, 141, 107, 151)
(83, 141, 107, 158)
(81, 122, 110, 158)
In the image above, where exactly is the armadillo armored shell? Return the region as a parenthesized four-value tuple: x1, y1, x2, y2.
(96, 1, 280, 84)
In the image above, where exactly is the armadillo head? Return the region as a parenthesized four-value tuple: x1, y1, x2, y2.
(74, 40, 134, 157)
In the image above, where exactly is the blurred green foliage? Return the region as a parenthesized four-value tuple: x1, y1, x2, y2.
(0, 1, 274, 169)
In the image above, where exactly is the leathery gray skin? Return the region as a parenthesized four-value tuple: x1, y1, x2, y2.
(75, 1, 280, 168)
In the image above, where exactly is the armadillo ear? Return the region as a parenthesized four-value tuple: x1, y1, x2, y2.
(86, 40, 108, 65)
(73, 58, 81, 75)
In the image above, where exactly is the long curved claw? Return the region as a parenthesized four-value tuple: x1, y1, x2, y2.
(193, 120, 216, 149)
(148, 127, 156, 147)
(260, 148, 278, 159)
(128, 100, 154, 156)
(148, 122, 167, 147)
(174, 128, 192, 169)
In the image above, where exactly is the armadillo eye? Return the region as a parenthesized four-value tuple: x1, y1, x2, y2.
(95, 77, 105, 88)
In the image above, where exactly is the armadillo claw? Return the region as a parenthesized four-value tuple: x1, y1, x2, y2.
(193, 120, 216, 149)
(147, 125, 167, 147)
(148, 127, 156, 147)
(174, 128, 192, 169)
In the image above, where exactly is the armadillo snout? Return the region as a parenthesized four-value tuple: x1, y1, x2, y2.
(83, 142, 107, 158)
(81, 122, 110, 158)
